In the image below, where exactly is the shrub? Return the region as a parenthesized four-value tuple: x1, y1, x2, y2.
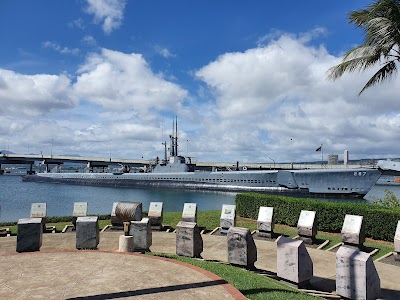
(236, 193, 400, 241)
(371, 189, 400, 209)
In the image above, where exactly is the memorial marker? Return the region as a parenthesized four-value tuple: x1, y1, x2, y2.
(176, 221, 203, 258)
(115, 202, 143, 236)
(73, 202, 88, 217)
(220, 204, 236, 234)
(30, 203, 47, 232)
(72, 202, 88, 228)
(341, 214, 365, 248)
(257, 206, 275, 238)
(30, 203, 47, 218)
(227, 227, 257, 267)
(277, 236, 313, 286)
(336, 246, 380, 299)
(129, 217, 152, 252)
(395, 220, 400, 259)
(16, 218, 43, 252)
(182, 203, 197, 223)
(297, 210, 317, 244)
(148, 202, 163, 229)
(76, 216, 99, 250)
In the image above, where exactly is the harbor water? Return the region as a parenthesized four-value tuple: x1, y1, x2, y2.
(1, 175, 400, 223)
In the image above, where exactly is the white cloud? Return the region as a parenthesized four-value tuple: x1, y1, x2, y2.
(42, 41, 80, 55)
(0, 69, 77, 117)
(195, 31, 400, 162)
(68, 18, 85, 30)
(2, 29, 400, 163)
(85, 0, 127, 34)
(82, 35, 97, 46)
(158, 48, 175, 58)
(74, 48, 188, 112)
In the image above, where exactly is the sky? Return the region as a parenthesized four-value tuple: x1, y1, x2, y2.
(1, 0, 399, 164)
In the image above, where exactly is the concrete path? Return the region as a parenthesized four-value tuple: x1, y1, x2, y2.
(1, 231, 400, 299)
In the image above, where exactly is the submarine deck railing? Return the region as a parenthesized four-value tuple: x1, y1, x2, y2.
(0, 153, 377, 170)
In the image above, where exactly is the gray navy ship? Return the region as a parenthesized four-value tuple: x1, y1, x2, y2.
(22, 122, 386, 197)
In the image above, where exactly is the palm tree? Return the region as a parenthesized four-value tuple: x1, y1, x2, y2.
(327, 0, 400, 95)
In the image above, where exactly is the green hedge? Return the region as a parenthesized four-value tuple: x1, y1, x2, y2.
(0, 214, 111, 227)
(236, 193, 400, 241)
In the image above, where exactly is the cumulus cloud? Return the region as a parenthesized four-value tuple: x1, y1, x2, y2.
(42, 41, 80, 55)
(85, 0, 127, 34)
(82, 35, 97, 46)
(2, 29, 400, 163)
(195, 31, 400, 162)
(158, 48, 176, 58)
(74, 48, 188, 112)
(0, 69, 77, 117)
(68, 18, 85, 30)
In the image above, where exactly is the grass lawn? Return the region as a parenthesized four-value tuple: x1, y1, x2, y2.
(150, 253, 319, 300)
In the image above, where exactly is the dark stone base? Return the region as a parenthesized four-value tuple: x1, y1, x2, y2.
(220, 228, 229, 235)
(395, 253, 400, 262)
(151, 225, 163, 231)
(343, 243, 363, 251)
(110, 215, 123, 227)
(298, 235, 317, 245)
(258, 231, 278, 239)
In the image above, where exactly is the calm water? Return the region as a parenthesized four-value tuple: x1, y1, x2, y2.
(1, 175, 399, 223)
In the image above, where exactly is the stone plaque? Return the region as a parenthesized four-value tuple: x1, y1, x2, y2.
(220, 204, 236, 234)
(148, 202, 163, 227)
(341, 214, 365, 245)
(149, 202, 163, 217)
(257, 206, 274, 233)
(30, 203, 47, 218)
(258, 206, 273, 223)
(182, 203, 197, 223)
(395, 220, 400, 253)
(297, 210, 317, 239)
(73, 202, 88, 217)
(298, 210, 315, 228)
(342, 214, 363, 234)
(336, 246, 380, 300)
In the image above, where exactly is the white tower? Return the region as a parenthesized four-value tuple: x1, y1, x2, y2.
(344, 150, 349, 166)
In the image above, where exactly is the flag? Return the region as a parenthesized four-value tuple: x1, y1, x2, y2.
(315, 146, 322, 152)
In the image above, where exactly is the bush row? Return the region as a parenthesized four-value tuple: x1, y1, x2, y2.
(0, 214, 111, 227)
(236, 193, 400, 241)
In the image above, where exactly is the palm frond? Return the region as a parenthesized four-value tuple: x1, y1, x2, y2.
(327, 0, 400, 95)
(358, 60, 398, 95)
(366, 17, 400, 47)
(327, 48, 383, 80)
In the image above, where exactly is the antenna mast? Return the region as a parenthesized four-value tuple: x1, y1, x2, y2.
(175, 116, 178, 156)
(170, 119, 175, 157)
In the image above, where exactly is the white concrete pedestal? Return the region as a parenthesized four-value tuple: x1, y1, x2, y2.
(118, 235, 134, 252)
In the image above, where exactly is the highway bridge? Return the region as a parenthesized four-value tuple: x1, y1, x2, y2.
(0, 153, 378, 174)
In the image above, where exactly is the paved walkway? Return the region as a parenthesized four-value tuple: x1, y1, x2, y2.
(1, 231, 400, 299)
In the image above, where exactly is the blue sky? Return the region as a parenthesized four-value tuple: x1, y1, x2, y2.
(1, 0, 399, 163)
